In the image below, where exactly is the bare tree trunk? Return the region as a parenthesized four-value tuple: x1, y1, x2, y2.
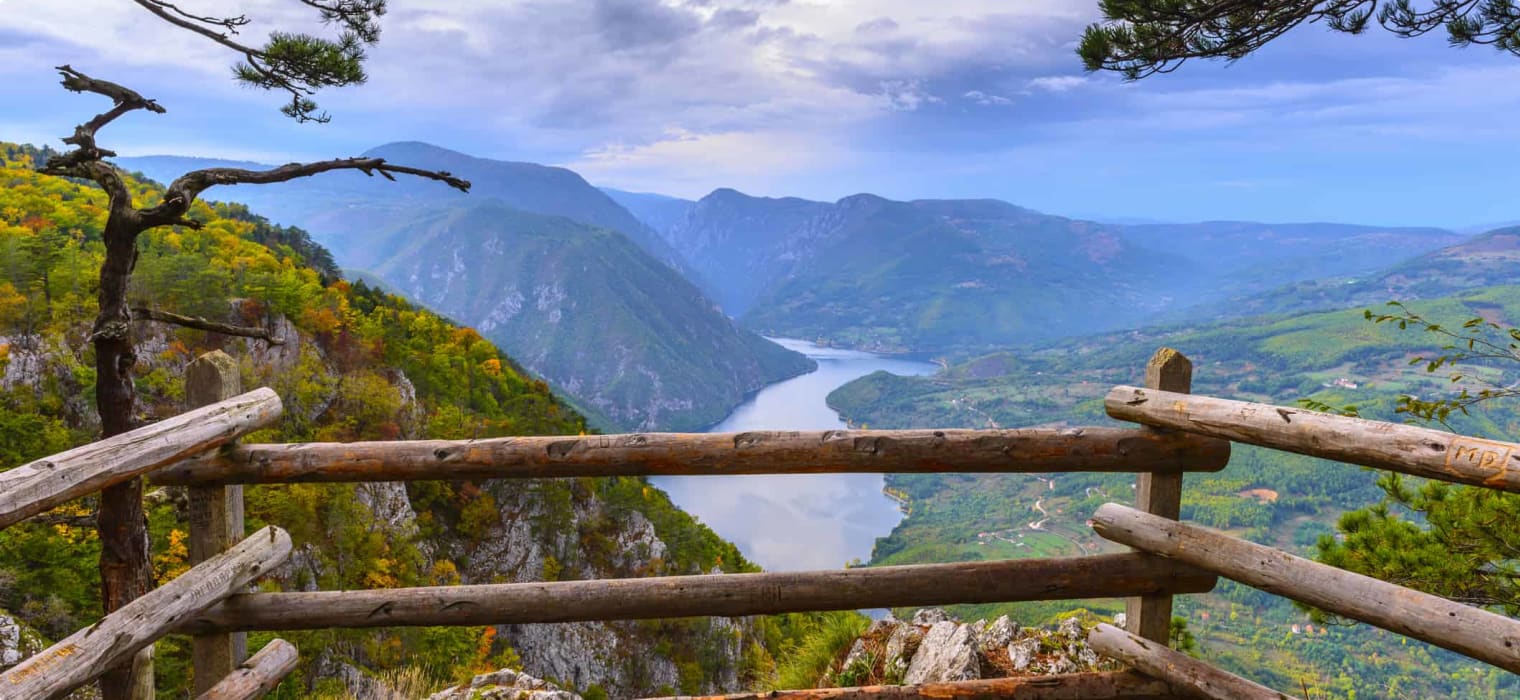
(95, 214, 153, 700)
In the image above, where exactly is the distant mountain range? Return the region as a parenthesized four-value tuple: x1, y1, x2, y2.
(120, 141, 1500, 425)
(120, 145, 811, 431)
(624, 188, 1461, 355)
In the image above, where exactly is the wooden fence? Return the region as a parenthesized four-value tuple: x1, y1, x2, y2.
(3, 347, 1518, 699)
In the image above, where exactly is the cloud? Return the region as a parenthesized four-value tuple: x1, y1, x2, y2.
(879, 79, 942, 111)
(0, 0, 1097, 189)
(963, 90, 1013, 106)
(567, 127, 852, 197)
(1027, 75, 1088, 92)
(4, 0, 1514, 226)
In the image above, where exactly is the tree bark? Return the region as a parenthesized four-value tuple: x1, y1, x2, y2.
(182, 553, 1215, 633)
(1087, 624, 1298, 700)
(195, 639, 297, 700)
(95, 210, 152, 700)
(0, 388, 281, 529)
(152, 427, 1229, 486)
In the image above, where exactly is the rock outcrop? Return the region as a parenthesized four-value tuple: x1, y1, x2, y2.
(904, 621, 980, 684)
(0, 609, 45, 670)
(427, 669, 582, 700)
(819, 608, 1124, 689)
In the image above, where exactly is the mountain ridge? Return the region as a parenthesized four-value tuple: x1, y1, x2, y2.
(118, 146, 813, 431)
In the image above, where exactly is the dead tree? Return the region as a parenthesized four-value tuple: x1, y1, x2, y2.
(36, 65, 469, 699)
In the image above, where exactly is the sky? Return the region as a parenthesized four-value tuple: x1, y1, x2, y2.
(1, 0, 1517, 227)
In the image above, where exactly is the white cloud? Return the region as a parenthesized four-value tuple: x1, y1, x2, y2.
(568, 128, 852, 197)
(963, 90, 1013, 106)
(879, 79, 942, 111)
(1027, 75, 1088, 92)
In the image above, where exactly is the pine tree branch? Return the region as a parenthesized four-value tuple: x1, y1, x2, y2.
(139, 0, 250, 34)
(130, 0, 262, 54)
(132, 307, 285, 345)
(156, 157, 470, 210)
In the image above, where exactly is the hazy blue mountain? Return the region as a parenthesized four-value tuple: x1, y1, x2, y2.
(1169, 226, 1520, 319)
(661, 189, 1461, 354)
(601, 187, 694, 236)
(1117, 220, 1462, 303)
(664, 190, 1184, 353)
(659, 188, 836, 317)
(1461, 219, 1520, 234)
(118, 143, 690, 272)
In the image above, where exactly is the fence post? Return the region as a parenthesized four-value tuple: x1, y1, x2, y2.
(1124, 347, 1192, 644)
(186, 350, 248, 694)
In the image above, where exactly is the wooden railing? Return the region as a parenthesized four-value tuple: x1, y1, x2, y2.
(4, 346, 1520, 699)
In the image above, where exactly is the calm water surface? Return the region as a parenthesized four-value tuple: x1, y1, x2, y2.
(651, 339, 937, 571)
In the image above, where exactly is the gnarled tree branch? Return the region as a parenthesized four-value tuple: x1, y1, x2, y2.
(141, 157, 470, 223)
(132, 307, 285, 345)
(38, 66, 163, 202)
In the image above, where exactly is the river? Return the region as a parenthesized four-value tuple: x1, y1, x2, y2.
(650, 339, 938, 571)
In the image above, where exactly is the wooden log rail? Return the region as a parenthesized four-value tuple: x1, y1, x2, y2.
(1087, 624, 1298, 700)
(1107, 386, 1520, 493)
(195, 639, 297, 700)
(181, 553, 1215, 634)
(0, 388, 282, 530)
(654, 671, 1184, 699)
(0, 526, 292, 700)
(150, 426, 1229, 486)
(1091, 504, 1520, 674)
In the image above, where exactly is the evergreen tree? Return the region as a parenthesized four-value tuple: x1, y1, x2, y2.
(129, 0, 387, 121)
(1080, 1, 1520, 79)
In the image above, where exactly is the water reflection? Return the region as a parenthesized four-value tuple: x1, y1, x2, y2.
(651, 339, 938, 571)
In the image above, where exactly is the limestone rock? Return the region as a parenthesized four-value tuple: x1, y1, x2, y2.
(1008, 637, 1040, 672)
(978, 615, 1019, 650)
(884, 620, 924, 678)
(911, 608, 949, 626)
(842, 639, 870, 672)
(1058, 616, 1084, 641)
(0, 609, 45, 670)
(427, 668, 582, 700)
(905, 621, 980, 684)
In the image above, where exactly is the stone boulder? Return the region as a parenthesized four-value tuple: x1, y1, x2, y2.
(904, 621, 980, 684)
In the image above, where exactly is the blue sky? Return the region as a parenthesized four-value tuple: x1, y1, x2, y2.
(1, 0, 1517, 227)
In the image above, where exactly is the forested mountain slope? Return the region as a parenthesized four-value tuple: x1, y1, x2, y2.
(366, 201, 812, 430)
(0, 143, 801, 697)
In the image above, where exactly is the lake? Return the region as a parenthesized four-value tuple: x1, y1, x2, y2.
(650, 339, 938, 571)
